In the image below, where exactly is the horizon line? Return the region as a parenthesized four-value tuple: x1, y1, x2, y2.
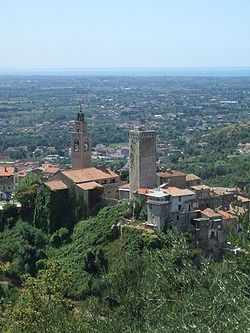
(1, 66, 250, 71)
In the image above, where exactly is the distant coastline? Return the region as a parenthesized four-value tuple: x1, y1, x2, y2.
(0, 67, 250, 77)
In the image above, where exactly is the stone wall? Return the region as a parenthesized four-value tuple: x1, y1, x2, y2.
(129, 129, 156, 198)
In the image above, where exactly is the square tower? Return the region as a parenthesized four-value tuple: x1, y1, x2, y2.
(129, 128, 157, 198)
(71, 108, 91, 170)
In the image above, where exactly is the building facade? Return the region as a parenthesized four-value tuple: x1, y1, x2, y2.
(0, 166, 15, 201)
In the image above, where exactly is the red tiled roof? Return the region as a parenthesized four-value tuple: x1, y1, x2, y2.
(136, 188, 153, 195)
(191, 185, 210, 191)
(0, 166, 15, 177)
(43, 166, 60, 174)
(201, 208, 222, 218)
(62, 167, 119, 184)
(217, 210, 234, 220)
(45, 180, 68, 191)
(76, 181, 102, 191)
(237, 195, 250, 203)
(211, 187, 237, 196)
(163, 187, 195, 197)
(157, 169, 186, 178)
(186, 174, 201, 182)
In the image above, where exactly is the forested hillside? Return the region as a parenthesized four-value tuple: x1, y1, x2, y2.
(174, 121, 250, 190)
(1, 203, 250, 332)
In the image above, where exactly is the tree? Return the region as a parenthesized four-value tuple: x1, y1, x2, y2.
(0, 203, 19, 231)
(15, 173, 42, 221)
(0, 262, 89, 333)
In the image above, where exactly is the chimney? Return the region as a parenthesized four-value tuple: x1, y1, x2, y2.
(4, 166, 7, 172)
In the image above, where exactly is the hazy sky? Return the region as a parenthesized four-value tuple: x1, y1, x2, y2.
(0, 0, 249, 69)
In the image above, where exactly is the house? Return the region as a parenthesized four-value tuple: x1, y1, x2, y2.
(192, 216, 226, 259)
(144, 186, 199, 231)
(146, 189, 171, 230)
(191, 185, 210, 209)
(118, 183, 130, 200)
(209, 187, 237, 210)
(156, 169, 187, 188)
(31, 163, 60, 180)
(0, 166, 15, 201)
(163, 187, 199, 229)
(186, 174, 202, 188)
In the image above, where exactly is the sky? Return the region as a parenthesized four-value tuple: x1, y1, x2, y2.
(0, 0, 249, 69)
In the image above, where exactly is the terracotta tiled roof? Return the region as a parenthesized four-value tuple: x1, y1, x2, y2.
(62, 167, 119, 183)
(237, 195, 250, 203)
(43, 166, 60, 174)
(157, 169, 186, 178)
(76, 181, 102, 191)
(217, 210, 234, 220)
(186, 174, 201, 182)
(191, 185, 210, 191)
(45, 180, 68, 191)
(136, 188, 153, 195)
(163, 187, 195, 197)
(201, 208, 222, 218)
(0, 166, 15, 177)
(211, 187, 237, 196)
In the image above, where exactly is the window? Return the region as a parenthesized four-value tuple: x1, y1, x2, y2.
(110, 179, 116, 183)
(178, 205, 182, 211)
(176, 215, 179, 221)
(74, 139, 80, 152)
(179, 196, 181, 202)
(189, 204, 191, 211)
(84, 138, 89, 152)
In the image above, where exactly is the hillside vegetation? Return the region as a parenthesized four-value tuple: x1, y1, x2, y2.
(174, 121, 250, 190)
(1, 203, 250, 332)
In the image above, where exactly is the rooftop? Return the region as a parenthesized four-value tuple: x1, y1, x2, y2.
(62, 167, 118, 184)
(217, 210, 234, 220)
(191, 185, 210, 191)
(136, 188, 153, 195)
(157, 169, 186, 179)
(45, 180, 68, 191)
(43, 165, 60, 174)
(163, 187, 195, 197)
(201, 208, 222, 218)
(146, 189, 170, 198)
(76, 181, 102, 191)
(211, 187, 237, 196)
(0, 166, 15, 177)
(119, 183, 130, 191)
(237, 195, 250, 203)
(186, 174, 202, 182)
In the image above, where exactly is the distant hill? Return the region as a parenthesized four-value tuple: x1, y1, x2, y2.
(205, 121, 250, 152)
(174, 121, 250, 189)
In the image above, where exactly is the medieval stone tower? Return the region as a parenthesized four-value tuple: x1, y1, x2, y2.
(129, 128, 157, 198)
(71, 106, 91, 170)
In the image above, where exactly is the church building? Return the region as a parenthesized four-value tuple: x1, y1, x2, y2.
(44, 107, 121, 217)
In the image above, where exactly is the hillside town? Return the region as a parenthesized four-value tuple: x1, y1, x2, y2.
(1, 108, 249, 259)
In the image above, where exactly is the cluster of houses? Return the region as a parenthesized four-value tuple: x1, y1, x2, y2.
(0, 109, 249, 258)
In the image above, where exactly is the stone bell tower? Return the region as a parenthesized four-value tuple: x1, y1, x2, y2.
(129, 127, 157, 198)
(71, 105, 91, 170)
